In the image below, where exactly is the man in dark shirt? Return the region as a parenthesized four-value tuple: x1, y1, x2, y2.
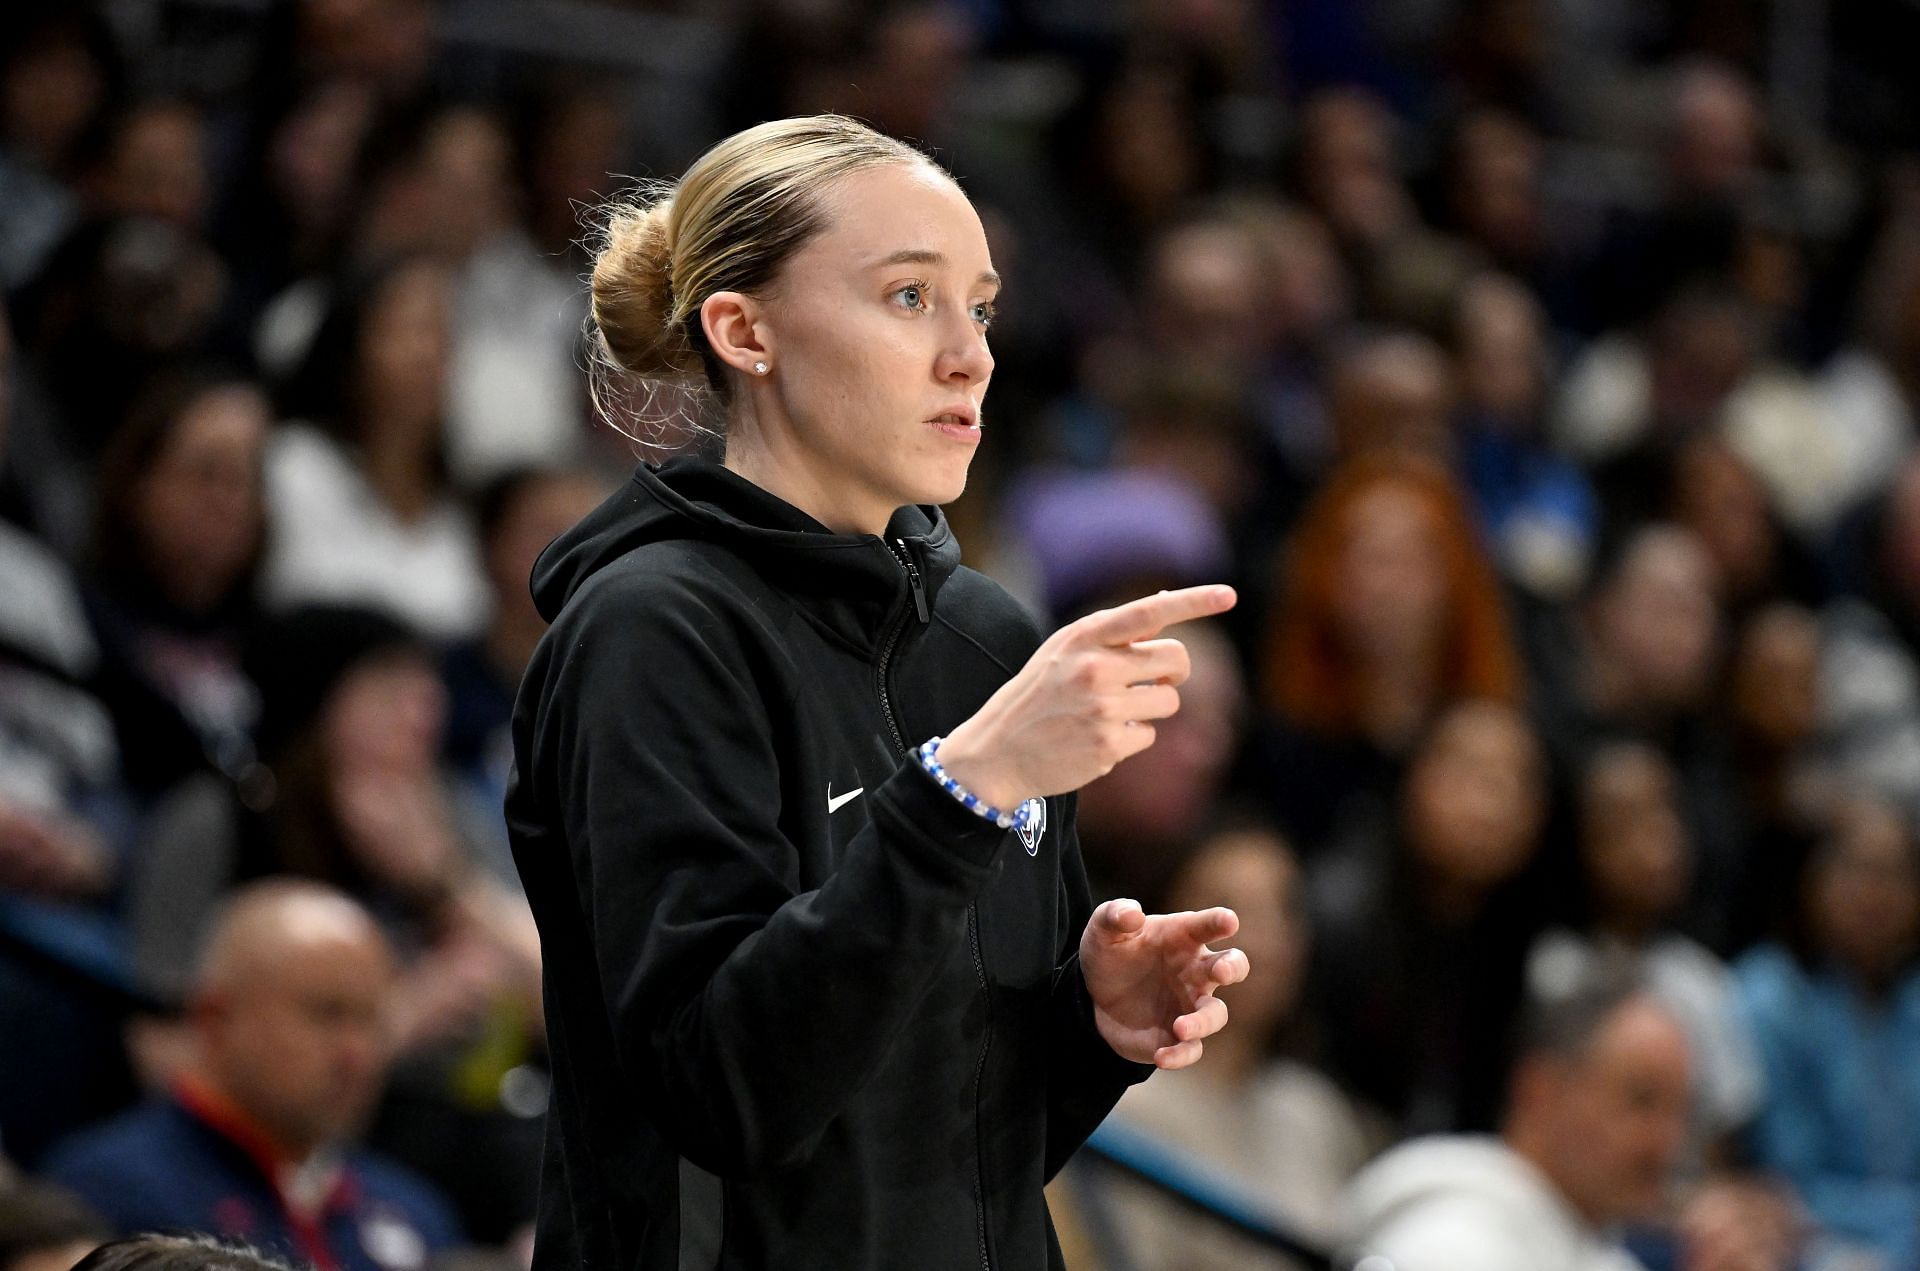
(41, 881, 460, 1271)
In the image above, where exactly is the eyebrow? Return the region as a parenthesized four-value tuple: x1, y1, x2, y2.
(871, 248, 1001, 289)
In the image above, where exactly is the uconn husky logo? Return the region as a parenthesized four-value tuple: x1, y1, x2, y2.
(1016, 798, 1046, 856)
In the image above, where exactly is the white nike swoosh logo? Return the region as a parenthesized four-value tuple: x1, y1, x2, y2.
(827, 785, 864, 814)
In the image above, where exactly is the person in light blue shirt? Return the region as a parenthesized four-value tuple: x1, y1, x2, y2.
(1735, 791, 1920, 1268)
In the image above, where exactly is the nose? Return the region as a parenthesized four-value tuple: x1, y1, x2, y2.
(934, 308, 993, 387)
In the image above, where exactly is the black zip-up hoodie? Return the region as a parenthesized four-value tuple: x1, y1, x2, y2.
(506, 457, 1152, 1270)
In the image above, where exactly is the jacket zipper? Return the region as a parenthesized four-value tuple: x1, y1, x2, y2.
(879, 538, 993, 1271)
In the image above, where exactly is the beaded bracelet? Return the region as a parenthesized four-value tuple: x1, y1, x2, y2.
(913, 736, 1032, 832)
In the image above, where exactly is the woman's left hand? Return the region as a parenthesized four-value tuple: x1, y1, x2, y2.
(1080, 900, 1249, 1069)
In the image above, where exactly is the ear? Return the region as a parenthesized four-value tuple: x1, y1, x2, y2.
(700, 291, 772, 378)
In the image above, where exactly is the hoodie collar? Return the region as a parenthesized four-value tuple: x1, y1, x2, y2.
(532, 457, 961, 654)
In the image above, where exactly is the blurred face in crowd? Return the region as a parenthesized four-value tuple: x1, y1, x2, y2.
(355, 259, 451, 444)
(270, 82, 378, 244)
(299, 0, 433, 93)
(1167, 827, 1306, 1048)
(1255, 209, 1349, 348)
(1298, 89, 1412, 247)
(1671, 438, 1775, 604)
(736, 162, 997, 534)
(1404, 700, 1546, 896)
(95, 101, 210, 230)
(1455, 273, 1546, 427)
(1145, 221, 1265, 372)
(1330, 334, 1455, 461)
(1, 27, 106, 166)
(1079, 621, 1243, 846)
(1589, 527, 1721, 714)
(1581, 745, 1690, 935)
(1811, 798, 1920, 985)
(134, 384, 269, 612)
(323, 651, 445, 779)
(1731, 604, 1820, 750)
(1334, 482, 1449, 661)
(195, 887, 398, 1157)
(1515, 997, 1693, 1227)
(1450, 110, 1543, 262)
(486, 472, 608, 643)
(1093, 64, 1203, 224)
(420, 107, 516, 258)
(1667, 64, 1761, 199)
(1648, 296, 1757, 434)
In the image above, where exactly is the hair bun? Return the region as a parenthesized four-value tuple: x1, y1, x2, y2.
(590, 199, 703, 381)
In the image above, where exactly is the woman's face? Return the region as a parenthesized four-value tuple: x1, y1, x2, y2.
(323, 653, 445, 778)
(1405, 701, 1545, 893)
(356, 261, 450, 443)
(1581, 749, 1690, 928)
(1812, 802, 1920, 981)
(746, 162, 997, 534)
(1168, 830, 1306, 1042)
(136, 385, 268, 608)
(1336, 484, 1448, 658)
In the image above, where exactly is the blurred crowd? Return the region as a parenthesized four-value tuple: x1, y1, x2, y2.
(4, 1, 1920, 1270)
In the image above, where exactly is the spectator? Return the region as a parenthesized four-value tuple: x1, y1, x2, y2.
(84, 372, 271, 795)
(265, 254, 488, 640)
(41, 881, 461, 1271)
(1527, 742, 1763, 1169)
(0, 10, 115, 290)
(1451, 271, 1598, 598)
(127, 604, 540, 1241)
(1075, 619, 1246, 908)
(440, 465, 608, 861)
(1106, 822, 1387, 1264)
(1736, 792, 1920, 1267)
(1339, 980, 1734, 1271)
(1723, 603, 1830, 951)
(1531, 523, 1748, 946)
(1257, 454, 1524, 850)
(1310, 698, 1549, 1135)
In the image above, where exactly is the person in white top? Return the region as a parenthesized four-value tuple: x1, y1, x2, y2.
(1339, 981, 1788, 1271)
(264, 254, 489, 642)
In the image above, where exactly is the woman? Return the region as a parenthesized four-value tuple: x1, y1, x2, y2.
(506, 115, 1248, 1270)
(1736, 793, 1920, 1267)
(265, 253, 488, 641)
(1255, 452, 1524, 852)
(86, 370, 271, 793)
(1309, 698, 1549, 1135)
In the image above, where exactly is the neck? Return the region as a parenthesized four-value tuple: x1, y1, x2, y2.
(1357, 648, 1437, 750)
(359, 424, 437, 522)
(1505, 1122, 1604, 1229)
(1193, 1012, 1271, 1085)
(723, 410, 889, 536)
(179, 1070, 321, 1168)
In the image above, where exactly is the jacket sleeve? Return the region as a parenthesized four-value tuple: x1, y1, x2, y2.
(1042, 795, 1155, 1179)
(534, 572, 1011, 1179)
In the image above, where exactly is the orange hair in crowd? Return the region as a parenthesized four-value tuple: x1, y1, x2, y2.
(1264, 453, 1522, 735)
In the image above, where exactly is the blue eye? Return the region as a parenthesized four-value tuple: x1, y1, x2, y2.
(894, 283, 926, 311)
(971, 301, 996, 328)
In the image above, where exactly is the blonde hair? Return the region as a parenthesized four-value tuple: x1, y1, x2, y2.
(588, 114, 933, 445)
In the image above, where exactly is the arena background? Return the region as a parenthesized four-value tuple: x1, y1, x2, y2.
(3, 1, 1920, 1269)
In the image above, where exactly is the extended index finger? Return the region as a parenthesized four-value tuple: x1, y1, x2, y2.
(1077, 585, 1236, 647)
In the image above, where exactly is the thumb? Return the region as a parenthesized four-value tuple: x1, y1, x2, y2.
(1090, 898, 1146, 941)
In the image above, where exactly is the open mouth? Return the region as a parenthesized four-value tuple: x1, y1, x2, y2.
(928, 412, 982, 439)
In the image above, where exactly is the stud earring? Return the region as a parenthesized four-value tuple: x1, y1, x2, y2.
(753, 361, 769, 375)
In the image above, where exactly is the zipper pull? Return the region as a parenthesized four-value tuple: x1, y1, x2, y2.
(897, 539, 930, 623)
